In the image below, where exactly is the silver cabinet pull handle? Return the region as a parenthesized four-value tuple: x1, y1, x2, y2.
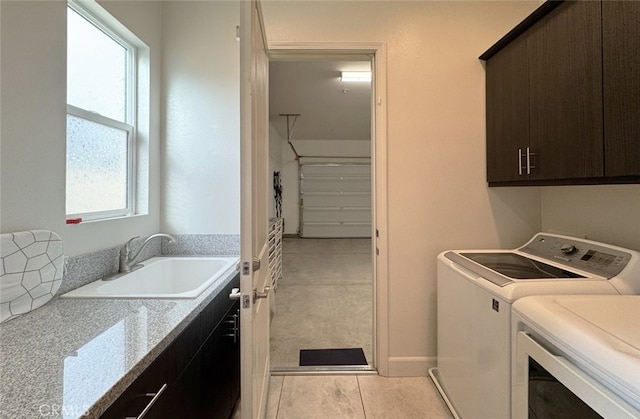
(518, 148, 523, 176)
(128, 383, 167, 419)
(526, 147, 536, 175)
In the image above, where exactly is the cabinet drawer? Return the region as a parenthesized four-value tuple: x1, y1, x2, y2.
(99, 344, 177, 419)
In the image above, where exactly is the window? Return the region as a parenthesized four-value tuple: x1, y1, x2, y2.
(66, 1, 136, 220)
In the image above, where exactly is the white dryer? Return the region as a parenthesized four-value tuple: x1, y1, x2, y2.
(512, 294, 640, 418)
(430, 233, 640, 419)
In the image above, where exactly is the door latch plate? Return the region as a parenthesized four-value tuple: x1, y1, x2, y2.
(242, 261, 250, 275)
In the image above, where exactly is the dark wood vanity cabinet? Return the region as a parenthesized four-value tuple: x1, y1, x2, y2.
(484, 0, 640, 185)
(167, 300, 241, 418)
(101, 274, 240, 419)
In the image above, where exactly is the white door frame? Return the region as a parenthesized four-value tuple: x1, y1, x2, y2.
(269, 42, 389, 375)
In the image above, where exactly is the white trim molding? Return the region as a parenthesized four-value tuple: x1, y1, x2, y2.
(388, 356, 436, 377)
(267, 41, 390, 376)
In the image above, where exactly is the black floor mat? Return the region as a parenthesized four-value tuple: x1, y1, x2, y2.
(299, 348, 367, 366)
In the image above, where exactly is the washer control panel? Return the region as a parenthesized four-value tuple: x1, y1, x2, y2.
(519, 234, 632, 278)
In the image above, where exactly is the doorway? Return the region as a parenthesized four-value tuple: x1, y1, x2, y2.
(268, 47, 384, 372)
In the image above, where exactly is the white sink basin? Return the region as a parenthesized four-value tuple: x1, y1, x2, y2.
(61, 257, 238, 299)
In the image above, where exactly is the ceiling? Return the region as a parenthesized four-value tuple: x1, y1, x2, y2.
(269, 60, 372, 143)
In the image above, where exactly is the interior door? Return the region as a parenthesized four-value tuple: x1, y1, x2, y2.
(239, 0, 271, 418)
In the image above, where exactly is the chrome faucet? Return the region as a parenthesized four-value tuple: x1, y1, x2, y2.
(119, 233, 176, 273)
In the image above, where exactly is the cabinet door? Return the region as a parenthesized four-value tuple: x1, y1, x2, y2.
(486, 34, 529, 183)
(603, 1, 640, 177)
(528, 1, 603, 180)
(198, 301, 240, 417)
(169, 301, 240, 418)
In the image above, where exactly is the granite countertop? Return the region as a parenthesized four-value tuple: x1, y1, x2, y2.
(0, 263, 239, 419)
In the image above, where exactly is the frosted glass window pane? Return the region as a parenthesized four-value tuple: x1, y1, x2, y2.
(67, 7, 127, 122)
(66, 115, 128, 215)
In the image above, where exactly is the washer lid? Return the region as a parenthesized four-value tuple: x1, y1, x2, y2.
(459, 252, 585, 279)
(444, 251, 589, 287)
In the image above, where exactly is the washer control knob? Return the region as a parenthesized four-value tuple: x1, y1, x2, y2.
(560, 244, 577, 255)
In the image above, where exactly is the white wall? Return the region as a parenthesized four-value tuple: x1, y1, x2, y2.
(1, 1, 240, 256)
(1, 1, 66, 237)
(0, 1, 162, 257)
(264, 0, 640, 376)
(161, 1, 240, 235)
(262, 0, 543, 375)
(542, 185, 640, 251)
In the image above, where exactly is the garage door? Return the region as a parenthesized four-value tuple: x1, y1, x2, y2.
(299, 163, 371, 238)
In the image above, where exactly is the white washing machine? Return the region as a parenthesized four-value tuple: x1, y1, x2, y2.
(429, 232, 640, 419)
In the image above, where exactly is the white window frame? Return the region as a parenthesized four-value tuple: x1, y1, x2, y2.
(66, 0, 138, 222)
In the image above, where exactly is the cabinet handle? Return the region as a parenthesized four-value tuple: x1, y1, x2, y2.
(518, 148, 523, 176)
(127, 383, 167, 419)
(222, 313, 240, 342)
(526, 147, 536, 175)
(232, 313, 239, 343)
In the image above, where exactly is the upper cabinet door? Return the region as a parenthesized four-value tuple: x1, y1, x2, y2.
(603, 1, 640, 177)
(486, 35, 529, 183)
(527, 0, 603, 181)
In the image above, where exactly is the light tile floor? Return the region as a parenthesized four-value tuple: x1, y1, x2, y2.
(251, 238, 453, 418)
(266, 374, 453, 418)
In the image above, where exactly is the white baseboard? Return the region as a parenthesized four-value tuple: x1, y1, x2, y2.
(385, 356, 436, 377)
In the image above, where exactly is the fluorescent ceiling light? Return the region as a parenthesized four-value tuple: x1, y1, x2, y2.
(341, 71, 372, 82)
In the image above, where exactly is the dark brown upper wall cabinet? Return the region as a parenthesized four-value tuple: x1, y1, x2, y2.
(486, 35, 529, 183)
(603, 1, 640, 177)
(482, 0, 640, 186)
(528, 1, 603, 181)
